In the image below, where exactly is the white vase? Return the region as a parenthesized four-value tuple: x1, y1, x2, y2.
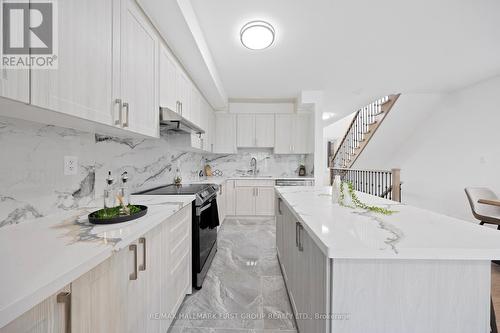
(331, 175, 341, 204)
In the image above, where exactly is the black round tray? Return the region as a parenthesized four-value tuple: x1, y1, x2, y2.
(88, 205, 148, 225)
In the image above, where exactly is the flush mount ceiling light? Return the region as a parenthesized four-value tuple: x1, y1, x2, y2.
(240, 20, 275, 50)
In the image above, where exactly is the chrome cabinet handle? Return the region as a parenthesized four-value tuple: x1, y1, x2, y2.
(115, 98, 122, 126)
(122, 102, 129, 128)
(278, 198, 282, 215)
(57, 291, 72, 333)
(298, 223, 304, 252)
(139, 237, 146, 271)
(129, 244, 138, 280)
(180, 102, 183, 116)
(220, 184, 223, 195)
(295, 222, 299, 247)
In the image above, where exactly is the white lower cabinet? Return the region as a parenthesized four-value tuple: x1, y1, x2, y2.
(0, 286, 71, 333)
(62, 204, 191, 333)
(235, 187, 255, 216)
(234, 180, 275, 216)
(225, 180, 236, 216)
(276, 195, 329, 333)
(217, 183, 226, 223)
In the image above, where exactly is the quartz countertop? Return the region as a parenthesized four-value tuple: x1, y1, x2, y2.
(275, 186, 500, 260)
(186, 175, 315, 186)
(0, 195, 194, 329)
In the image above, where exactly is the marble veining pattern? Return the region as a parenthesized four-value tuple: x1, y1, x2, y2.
(171, 218, 297, 333)
(0, 116, 312, 227)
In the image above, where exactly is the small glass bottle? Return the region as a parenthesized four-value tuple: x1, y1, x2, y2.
(104, 171, 115, 209)
(119, 171, 130, 206)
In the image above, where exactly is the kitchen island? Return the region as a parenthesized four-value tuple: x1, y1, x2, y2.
(275, 186, 500, 333)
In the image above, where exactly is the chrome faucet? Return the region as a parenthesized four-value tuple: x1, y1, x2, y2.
(250, 157, 258, 175)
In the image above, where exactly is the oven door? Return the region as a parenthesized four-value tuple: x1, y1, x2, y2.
(194, 197, 218, 273)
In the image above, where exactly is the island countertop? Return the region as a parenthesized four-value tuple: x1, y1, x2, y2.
(0, 195, 194, 329)
(275, 186, 500, 260)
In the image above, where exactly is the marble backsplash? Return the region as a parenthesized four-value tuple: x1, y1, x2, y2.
(0, 116, 313, 227)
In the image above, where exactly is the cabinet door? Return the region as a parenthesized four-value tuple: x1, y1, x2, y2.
(237, 114, 256, 147)
(301, 229, 329, 333)
(206, 106, 215, 153)
(255, 114, 275, 148)
(121, 0, 158, 137)
(159, 42, 178, 113)
(177, 71, 189, 119)
(218, 184, 226, 223)
(71, 252, 129, 333)
(235, 187, 255, 215)
(275, 114, 293, 154)
(0, 286, 70, 333)
(30, 0, 114, 125)
(225, 180, 236, 216)
(125, 240, 147, 332)
(166, 206, 192, 317)
(214, 113, 237, 154)
(255, 187, 275, 216)
(294, 113, 313, 154)
(0, 2, 29, 106)
(189, 85, 201, 127)
(275, 196, 284, 258)
(141, 226, 163, 332)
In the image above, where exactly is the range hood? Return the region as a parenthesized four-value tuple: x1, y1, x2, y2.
(159, 107, 205, 134)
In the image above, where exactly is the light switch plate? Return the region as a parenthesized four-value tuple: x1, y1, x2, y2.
(64, 156, 78, 175)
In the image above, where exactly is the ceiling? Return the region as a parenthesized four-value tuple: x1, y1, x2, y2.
(190, 0, 500, 118)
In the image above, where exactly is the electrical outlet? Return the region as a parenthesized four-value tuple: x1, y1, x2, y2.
(64, 156, 78, 175)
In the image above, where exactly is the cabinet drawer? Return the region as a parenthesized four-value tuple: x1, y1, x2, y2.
(235, 179, 275, 187)
(169, 217, 190, 252)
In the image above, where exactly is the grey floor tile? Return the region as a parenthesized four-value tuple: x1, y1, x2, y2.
(172, 217, 293, 332)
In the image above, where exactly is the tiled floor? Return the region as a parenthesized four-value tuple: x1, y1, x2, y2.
(170, 218, 297, 333)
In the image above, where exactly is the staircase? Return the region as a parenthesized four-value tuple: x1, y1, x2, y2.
(330, 94, 400, 169)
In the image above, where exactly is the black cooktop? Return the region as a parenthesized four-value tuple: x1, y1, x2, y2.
(135, 184, 213, 195)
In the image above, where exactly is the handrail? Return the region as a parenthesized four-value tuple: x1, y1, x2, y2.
(330, 108, 362, 164)
(330, 94, 400, 169)
(331, 167, 402, 202)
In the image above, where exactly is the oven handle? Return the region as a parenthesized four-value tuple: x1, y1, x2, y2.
(199, 202, 212, 213)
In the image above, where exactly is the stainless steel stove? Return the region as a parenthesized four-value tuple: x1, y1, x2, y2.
(135, 183, 219, 289)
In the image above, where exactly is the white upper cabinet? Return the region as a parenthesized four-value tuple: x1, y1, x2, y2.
(159, 42, 178, 113)
(0, 3, 29, 103)
(275, 114, 294, 154)
(119, 0, 159, 137)
(30, 0, 114, 125)
(189, 85, 201, 127)
(214, 113, 237, 154)
(293, 113, 313, 154)
(255, 114, 275, 147)
(237, 114, 275, 148)
(176, 71, 189, 118)
(275, 113, 313, 154)
(237, 114, 255, 147)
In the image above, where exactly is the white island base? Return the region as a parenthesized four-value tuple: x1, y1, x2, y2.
(275, 186, 500, 333)
(330, 259, 489, 333)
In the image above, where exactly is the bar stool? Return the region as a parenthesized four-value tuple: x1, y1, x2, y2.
(465, 187, 499, 333)
(465, 187, 500, 229)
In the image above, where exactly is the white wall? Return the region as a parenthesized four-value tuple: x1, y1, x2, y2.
(324, 112, 356, 152)
(355, 75, 500, 222)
